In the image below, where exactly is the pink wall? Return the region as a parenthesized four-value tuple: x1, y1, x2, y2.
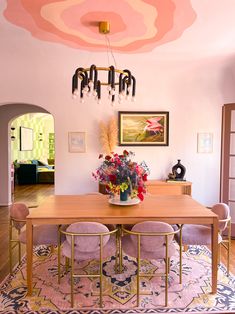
(1, 1, 235, 206)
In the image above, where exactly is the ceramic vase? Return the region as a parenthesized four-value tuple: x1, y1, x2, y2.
(120, 190, 128, 201)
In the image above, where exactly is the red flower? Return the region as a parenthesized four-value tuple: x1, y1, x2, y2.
(123, 150, 129, 156)
(98, 154, 103, 159)
(143, 174, 148, 181)
(137, 193, 144, 201)
(109, 174, 116, 183)
(138, 186, 144, 193)
(105, 155, 112, 161)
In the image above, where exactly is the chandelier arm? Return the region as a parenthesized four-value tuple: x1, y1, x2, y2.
(123, 69, 132, 96)
(109, 66, 115, 102)
(97, 80, 101, 101)
(119, 73, 123, 94)
(89, 64, 96, 83)
(131, 76, 136, 97)
(72, 73, 78, 94)
(93, 68, 98, 91)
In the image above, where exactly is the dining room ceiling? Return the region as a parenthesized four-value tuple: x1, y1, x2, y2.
(2, 0, 235, 59)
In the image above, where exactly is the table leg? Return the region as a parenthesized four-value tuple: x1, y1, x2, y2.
(211, 217, 218, 294)
(26, 219, 33, 295)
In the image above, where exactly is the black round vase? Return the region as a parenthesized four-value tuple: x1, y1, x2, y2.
(172, 160, 186, 181)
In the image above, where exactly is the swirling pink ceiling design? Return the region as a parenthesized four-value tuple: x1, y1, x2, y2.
(3, 0, 196, 53)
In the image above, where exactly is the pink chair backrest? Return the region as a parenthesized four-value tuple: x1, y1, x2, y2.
(66, 222, 110, 252)
(10, 203, 29, 230)
(131, 221, 174, 252)
(212, 203, 230, 231)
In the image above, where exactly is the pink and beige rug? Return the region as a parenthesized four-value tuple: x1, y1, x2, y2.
(0, 245, 235, 314)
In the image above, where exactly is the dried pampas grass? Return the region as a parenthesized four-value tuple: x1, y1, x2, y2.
(99, 117, 118, 154)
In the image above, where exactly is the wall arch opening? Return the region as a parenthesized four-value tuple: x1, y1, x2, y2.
(0, 103, 54, 205)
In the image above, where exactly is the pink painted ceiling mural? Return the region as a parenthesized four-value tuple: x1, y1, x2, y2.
(3, 0, 196, 53)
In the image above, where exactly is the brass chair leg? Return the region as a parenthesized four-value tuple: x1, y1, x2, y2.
(136, 235, 140, 307)
(119, 228, 123, 273)
(227, 221, 231, 275)
(179, 226, 183, 284)
(18, 229, 21, 266)
(58, 230, 61, 284)
(165, 236, 169, 307)
(115, 232, 119, 273)
(9, 221, 13, 274)
(99, 250, 103, 307)
(165, 258, 168, 307)
(71, 236, 75, 308)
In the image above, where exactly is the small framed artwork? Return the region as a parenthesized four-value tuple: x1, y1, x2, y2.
(20, 126, 33, 151)
(118, 111, 169, 146)
(197, 133, 213, 153)
(68, 132, 86, 153)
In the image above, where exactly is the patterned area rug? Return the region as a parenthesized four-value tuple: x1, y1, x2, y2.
(0, 245, 235, 314)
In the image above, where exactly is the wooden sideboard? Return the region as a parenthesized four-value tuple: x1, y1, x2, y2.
(99, 180, 192, 196)
(145, 180, 192, 196)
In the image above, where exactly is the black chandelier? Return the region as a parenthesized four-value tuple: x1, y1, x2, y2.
(72, 22, 136, 105)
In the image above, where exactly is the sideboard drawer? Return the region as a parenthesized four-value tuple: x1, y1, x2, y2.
(146, 180, 192, 196)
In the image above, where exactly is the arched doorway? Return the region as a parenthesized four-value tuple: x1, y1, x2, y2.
(0, 103, 53, 205)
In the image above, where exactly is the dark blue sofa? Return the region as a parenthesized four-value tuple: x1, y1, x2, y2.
(16, 160, 54, 185)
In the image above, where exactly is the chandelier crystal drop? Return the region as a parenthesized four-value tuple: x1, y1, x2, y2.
(72, 22, 136, 105)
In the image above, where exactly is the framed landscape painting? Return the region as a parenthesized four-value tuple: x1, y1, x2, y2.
(118, 111, 169, 146)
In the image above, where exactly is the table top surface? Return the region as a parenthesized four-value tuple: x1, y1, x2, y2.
(27, 194, 217, 223)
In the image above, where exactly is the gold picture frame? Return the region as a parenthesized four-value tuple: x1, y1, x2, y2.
(118, 111, 169, 146)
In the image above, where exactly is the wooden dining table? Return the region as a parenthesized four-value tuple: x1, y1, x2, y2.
(26, 193, 219, 295)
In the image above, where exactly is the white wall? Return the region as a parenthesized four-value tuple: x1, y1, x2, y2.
(1, 11, 235, 206)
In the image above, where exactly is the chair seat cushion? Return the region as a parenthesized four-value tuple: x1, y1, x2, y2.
(19, 224, 60, 245)
(62, 236, 116, 261)
(122, 235, 176, 259)
(175, 224, 223, 245)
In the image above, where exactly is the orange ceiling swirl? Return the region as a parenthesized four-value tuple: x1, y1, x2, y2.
(4, 0, 196, 53)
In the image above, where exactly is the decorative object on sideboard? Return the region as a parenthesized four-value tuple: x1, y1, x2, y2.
(167, 159, 186, 181)
(119, 111, 169, 146)
(11, 127, 15, 141)
(72, 21, 136, 105)
(99, 117, 118, 154)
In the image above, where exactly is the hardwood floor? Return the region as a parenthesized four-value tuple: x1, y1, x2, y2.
(0, 184, 234, 283)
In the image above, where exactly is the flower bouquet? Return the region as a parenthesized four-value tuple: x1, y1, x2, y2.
(92, 150, 150, 201)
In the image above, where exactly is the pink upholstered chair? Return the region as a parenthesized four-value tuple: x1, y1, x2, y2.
(58, 222, 118, 308)
(175, 203, 231, 274)
(9, 202, 61, 273)
(121, 221, 182, 307)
